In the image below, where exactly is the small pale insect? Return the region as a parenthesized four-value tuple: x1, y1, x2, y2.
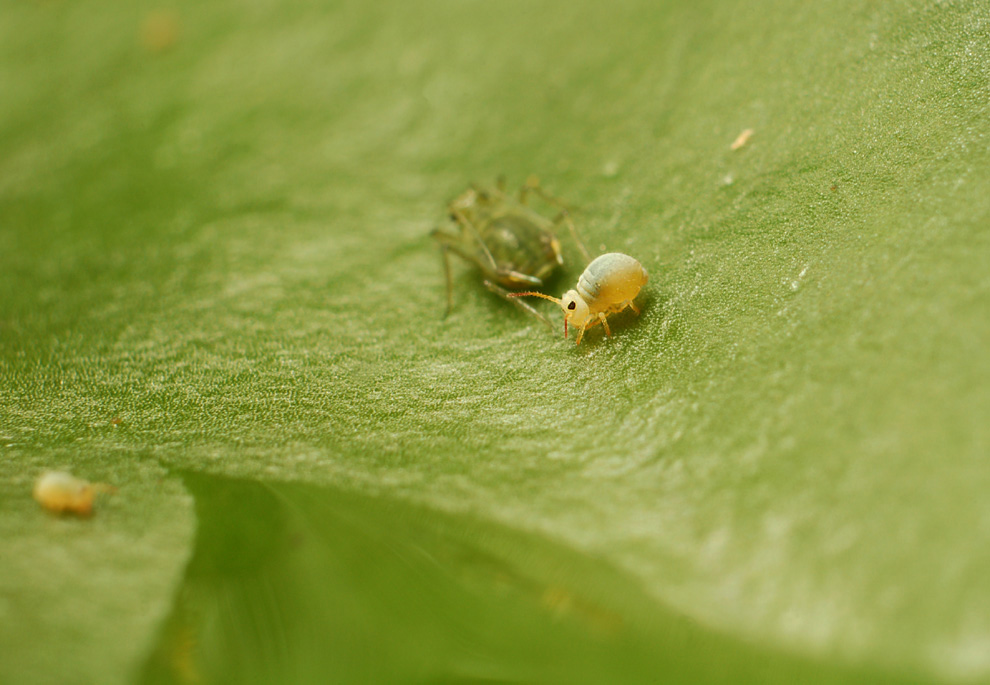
(511, 252, 648, 345)
(431, 177, 590, 329)
(33, 470, 116, 516)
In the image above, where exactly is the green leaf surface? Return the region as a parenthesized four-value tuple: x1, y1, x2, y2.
(2, 0, 989, 682)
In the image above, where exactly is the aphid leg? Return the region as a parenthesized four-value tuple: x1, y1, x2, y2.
(555, 209, 592, 265)
(451, 207, 501, 275)
(598, 313, 612, 337)
(522, 177, 592, 264)
(518, 176, 535, 205)
(521, 176, 568, 210)
(431, 229, 464, 315)
(484, 281, 555, 333)
(509, 290, 565, 335)
(440, 246, 454, 315)
(469, 183, 490, 202)
(627, 300, 641, 315)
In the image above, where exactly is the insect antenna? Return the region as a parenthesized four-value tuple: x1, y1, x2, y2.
(508, 291, 562, 304)
(509, 291, 567, 337)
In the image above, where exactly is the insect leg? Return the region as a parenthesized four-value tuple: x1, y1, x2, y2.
(440, 246, 454, 315)
(627, 300, 641, 315)
(518, 176, 534, 205)
(522, 177, 592, 264)
(519, 175, 566, 207)
(571, 316, 606, 345)
(598, 313, 612, 337)
(555, 209, 592, 265)
(450, 208, 501, 275)
(431, 229, 472, 315)
(484, 280, 555, 333)
(496, 268, 542, 288)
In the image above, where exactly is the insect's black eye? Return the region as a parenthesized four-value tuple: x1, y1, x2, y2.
(567, 302, 577, 310)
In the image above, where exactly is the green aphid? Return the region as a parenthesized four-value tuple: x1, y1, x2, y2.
(431, 177, 589, 330)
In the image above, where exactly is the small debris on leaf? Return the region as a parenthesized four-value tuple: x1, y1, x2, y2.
(730, 128, 755, 151)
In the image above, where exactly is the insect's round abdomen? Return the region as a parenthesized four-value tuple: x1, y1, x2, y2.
(576, 253, 648, 306)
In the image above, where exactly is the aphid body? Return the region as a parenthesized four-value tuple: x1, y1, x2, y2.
(33, 470, 115, 516)
(513, 252, 648, 345)
(432, 178, 589, 329)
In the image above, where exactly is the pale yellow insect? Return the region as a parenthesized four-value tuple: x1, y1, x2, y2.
(511, 252, 648, 345)
(33, 470, 116, 516)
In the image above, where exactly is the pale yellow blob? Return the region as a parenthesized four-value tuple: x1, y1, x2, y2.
(512, 252, 648, 345)
(730, 128, 755, 150)
(33, 470, 116, 516)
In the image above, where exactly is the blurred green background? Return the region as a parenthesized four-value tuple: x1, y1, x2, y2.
(2, 0, 989, 682)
